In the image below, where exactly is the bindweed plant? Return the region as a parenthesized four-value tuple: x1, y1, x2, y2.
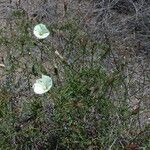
(33, 74, 52, 94)
(0, 2, 149, 150)
(33, 24, 50, 39)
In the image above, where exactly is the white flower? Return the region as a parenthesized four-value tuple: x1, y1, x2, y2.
(33, 24, 50, 39)
(33, 75, 52, 94)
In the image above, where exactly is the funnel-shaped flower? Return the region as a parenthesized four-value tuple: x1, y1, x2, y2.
(33, 75, 52, 94)
(33, 24, 50, 39)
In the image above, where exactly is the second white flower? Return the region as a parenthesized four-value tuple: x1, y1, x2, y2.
(33, 75, 52, 94)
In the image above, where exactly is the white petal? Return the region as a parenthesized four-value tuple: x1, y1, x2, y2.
(33, 24, 50, 39)
(33, 83, 47, 94)
(33, 75, 52, 94)
(41, 75, 53, 89)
